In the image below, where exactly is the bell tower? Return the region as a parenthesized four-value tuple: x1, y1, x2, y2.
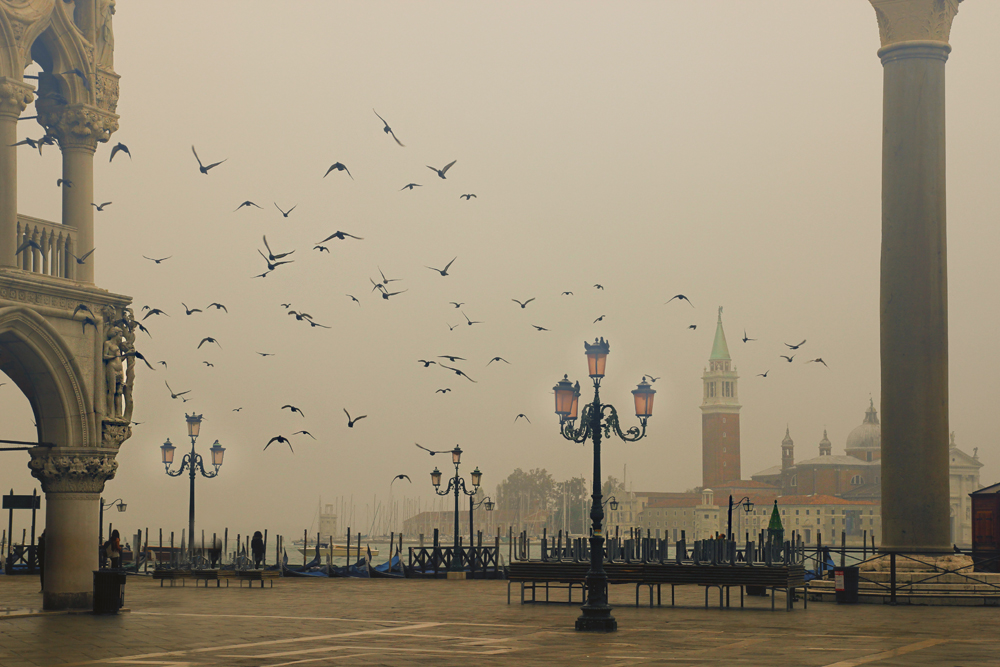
(701, 307, 741, 488)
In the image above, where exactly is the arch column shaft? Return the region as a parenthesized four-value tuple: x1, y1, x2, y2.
(61, 144, 95, 283)
(43, 492, 99, 610)
(0, 78, 33, 269)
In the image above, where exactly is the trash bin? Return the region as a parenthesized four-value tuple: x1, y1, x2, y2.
(93, 569, 126, 614)
(834, 566, 859, 604)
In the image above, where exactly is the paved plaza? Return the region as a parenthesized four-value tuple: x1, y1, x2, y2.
(0, 575, 994, 666)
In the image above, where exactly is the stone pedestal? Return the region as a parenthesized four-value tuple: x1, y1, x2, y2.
(28, 447, 120, 611)
(869, 0, 963, 555)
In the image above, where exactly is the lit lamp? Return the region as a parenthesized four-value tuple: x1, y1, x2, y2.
(609, 498, 619, 511)
(452, 446, 462, 465)
(484, 499, 495, 512)
(553, 375, 576, 423)
(209, 440, 226, 471)
(584, 337, 610, 379)
(186, 413, 203, 440)
(160, 438, 176, 470)
(632, 379, 656, 425)
(117, 501, 127, 513)
(470, 467, 482, 488)
(431, 467, 442, 487)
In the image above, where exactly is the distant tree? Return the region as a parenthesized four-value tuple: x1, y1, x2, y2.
(495, 468, 554, 533)
(550, 476, 589, 534)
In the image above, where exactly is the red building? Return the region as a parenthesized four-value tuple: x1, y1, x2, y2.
(701, 307, 741, 489)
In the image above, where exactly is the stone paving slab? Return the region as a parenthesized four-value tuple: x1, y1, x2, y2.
(0, 575, 995, 666)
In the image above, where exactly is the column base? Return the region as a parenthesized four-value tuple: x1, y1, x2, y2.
(445, 571, 467, 580)
(44, 591, 92, 611)
(576, 607, 617, 632)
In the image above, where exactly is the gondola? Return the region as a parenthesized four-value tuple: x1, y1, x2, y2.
(369, 551, 406, 578)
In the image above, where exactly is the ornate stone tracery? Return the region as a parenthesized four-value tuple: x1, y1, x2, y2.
(28, 447, 119, 493)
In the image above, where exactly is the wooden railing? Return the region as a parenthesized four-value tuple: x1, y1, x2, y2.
(16, 214, 76, 279)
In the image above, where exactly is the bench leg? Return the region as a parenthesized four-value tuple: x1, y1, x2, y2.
(672, 585, 675, 607)
(740, 586, 744, 608)
(507, 580, 511, 605)
(787, 587, 792, 612)
(771, 588, 775, 611)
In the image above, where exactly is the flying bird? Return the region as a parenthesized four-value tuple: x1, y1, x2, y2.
(441, 365, 476, 383)
(462, 311, 482, 326)
(415, 443, 452, 456)
(165, 381, 191, 400)
(460, 194, 476, 200)
(191, 145, 226, 174)
(378, 267, 401, 284)
(438, 355, 465, 362)
(512, 298, 535, 309)
(807, 358, 828, 367)
(324, 162, 353, 179)
(400, 183, 422, 190)
(757, 370, 770, 377)
(307, 320, 331, 329)
(234, 200, 262, 212)
(427, 160, 457, 179)
(73, 304, 95, 319)
(785, 340, 807, 350)
(59, 68, 90, 91)
(561, 292, 573, 296)
(344, 409, 367, 428)
(182, 303, 202, 316)
(109, 142, 131, 162)
(207, 303, 228, 313)
(688, 325, 697, 330)
(381, 289, 407, 300)
(436, 388, 451, 393)
(257, 250, 293, 272)
(594, 315, 606, 323)
(142, 309, 168, 320)
(317, 231, 363, 243)
(373, 109, 405, 146)
(197, 337, 221, 349)
(346, 295, 360, 306)
(314, 245, 329, 253)
(233, 407, 243, 412)
(742, 330, 757, 343)
(665, 295, 694, 307)
(142, 255, 171, 264)
(57, 178, 72, 187)
(158, 361, 168, 368)
(80, 317, 97, 334)
(594, 284, 604, 290)
(252, 271, 271, 279)
(69, 248, 96, 264)
(447, 323, 458, 331)
(203, 361, 214, 367)
(92, 202, 112, 211)
(488, 357, 510, 365)
(514, 414, 531, 423)
(274, 202, 297, 217)
(780, 355, 795, 363)
(262, 235, 294, 261)
(293, 430, 316, 439)
(449, 302, 464, 308)
(390, 474, 412, 486)
(643, 375, 660, 383)
(426, 257, 457, 276)
(257, 352, 275, 357)
(264, 435, 293, 453)
(282, 405, 305, 417)
(417, 360, 437, 367)
(531, 325, 549, 331)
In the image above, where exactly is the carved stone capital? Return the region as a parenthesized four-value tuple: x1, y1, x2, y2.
(28, 447, 119, 494)
(95, 68, 119, 114)
(101, 418, 132, 450)
(870, 0, 962, 48)
(0, 77, 34, 120)
(36, 102, 118, 150)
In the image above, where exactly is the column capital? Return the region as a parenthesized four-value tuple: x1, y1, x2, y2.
(0, 77, 34, 120)
(37, 102, 119, 151)
(869, 0, 963, 49)
(28, 446, 122, 494)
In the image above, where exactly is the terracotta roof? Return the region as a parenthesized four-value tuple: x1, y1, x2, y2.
(715, 479, 781, 489)
(776, 494, 878, 506)
(645, 497, 701, 509)
(751, 465, 783, 478)
(793, 454, 876, 467)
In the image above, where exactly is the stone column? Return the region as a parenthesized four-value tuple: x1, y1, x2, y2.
(28, 447, 120, 610)
(869, 0, 963, 554)
(0, 79, 33, 269)
(37, 104, 118, 285)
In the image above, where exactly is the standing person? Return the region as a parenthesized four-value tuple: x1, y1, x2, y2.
(107, 530, 122, 569)
(36, 531, 45, 593)
(251, 531, 265, 568)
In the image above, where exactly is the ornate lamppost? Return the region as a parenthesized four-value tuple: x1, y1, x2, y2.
(554, 338, 655, 632)
(727, 495, 754, 541)
(430, 446, 481, 579)
(98, 497, 126, 561)
(469, 495, 495, 543)
(160, 413, 225, 562)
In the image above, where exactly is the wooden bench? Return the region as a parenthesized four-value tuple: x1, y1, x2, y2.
(152, 569, 192, 587)
(151, 568, 278, 588)
(235, 569, 279, 588)
(638, 563, 807, 611)
(508, 562, 589, 604)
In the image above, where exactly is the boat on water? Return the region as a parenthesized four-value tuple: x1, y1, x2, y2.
(292, 540, 378, 560)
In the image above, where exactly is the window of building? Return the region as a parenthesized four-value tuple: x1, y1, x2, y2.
(796, 510, 800, 515)
(790, 475, 797, 487)
(806, 510, 810, 515)
(851, 475, 865, 485)
(722, 417, 726, 424)
(867, 452, 873, 461)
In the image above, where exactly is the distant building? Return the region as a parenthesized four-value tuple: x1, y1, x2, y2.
(701, 308, 741, 489)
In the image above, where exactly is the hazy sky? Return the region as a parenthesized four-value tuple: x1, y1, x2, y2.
(2, 2, 999, 543)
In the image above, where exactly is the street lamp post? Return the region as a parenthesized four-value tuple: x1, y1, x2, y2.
(469, 495, 495, 544)
(160, 413, 226, 562)
(98, 498, 126, 559)
(555, 338, 655, 632)
(430, 446, 481, 578)
(727, 495, 754, 541)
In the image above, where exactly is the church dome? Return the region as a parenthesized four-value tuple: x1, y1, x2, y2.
(846, 399, 880, 453)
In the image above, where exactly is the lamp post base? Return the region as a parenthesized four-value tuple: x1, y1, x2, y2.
(575, 606, 617, 632)
(446, 571, 467, 580)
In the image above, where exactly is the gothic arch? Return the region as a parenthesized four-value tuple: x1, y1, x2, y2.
(30, 2, 93, 104)
(0, 306, 91, 448)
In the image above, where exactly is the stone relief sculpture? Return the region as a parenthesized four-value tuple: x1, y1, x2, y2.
(119, 307, 136, 422)
(96, 0, 114, 69)
(102, 322, 123, 417)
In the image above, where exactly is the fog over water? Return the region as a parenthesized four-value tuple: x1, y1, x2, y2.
(2, 2, 999, 543)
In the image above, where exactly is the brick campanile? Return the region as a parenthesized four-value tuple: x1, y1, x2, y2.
(701, 307, 741, 488)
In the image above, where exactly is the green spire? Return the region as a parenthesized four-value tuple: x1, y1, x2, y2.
(709, 306, 731, 360)
(767, 500, 783, 532)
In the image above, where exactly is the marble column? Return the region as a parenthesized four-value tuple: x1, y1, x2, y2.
(0, 78, 33, 269)
(29, 447, 120, 611)
(869, 0, 963, 554)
